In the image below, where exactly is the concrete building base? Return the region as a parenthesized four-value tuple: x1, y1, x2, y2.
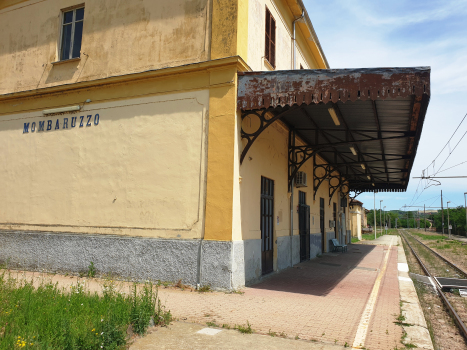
(0, 230, 240, 290)
(0, 230, 328, 290)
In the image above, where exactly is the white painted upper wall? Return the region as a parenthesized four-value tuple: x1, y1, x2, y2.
(247, 0, 317, 71)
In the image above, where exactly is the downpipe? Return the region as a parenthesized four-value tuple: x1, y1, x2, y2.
(290, 179, 294, 267)
(292, 10, 305, 70)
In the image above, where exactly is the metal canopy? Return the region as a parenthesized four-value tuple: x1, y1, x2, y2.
(237, 67, 430, 193)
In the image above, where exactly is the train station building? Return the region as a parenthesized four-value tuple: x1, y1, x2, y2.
(0, 0, 430, 289)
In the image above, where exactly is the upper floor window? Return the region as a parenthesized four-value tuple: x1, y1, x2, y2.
(265, 7, 276, 68)
(60, 6, 84, 61)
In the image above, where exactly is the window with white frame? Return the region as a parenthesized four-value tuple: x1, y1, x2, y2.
(60, 6, 84, 61)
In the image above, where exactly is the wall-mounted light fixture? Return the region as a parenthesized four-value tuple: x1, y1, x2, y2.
(42, 105, 81, 115)
(349, 147, 357, 156)
(328, 107, 340, 126)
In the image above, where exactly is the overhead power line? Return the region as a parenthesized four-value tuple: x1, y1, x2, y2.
(425, 113, 467, 175)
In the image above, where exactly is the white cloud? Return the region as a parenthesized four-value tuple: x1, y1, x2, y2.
(306, 0, 467, 209)
(338, 0, 467, 27)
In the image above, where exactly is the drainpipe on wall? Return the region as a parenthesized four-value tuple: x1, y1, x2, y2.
(292, 10, 305, 70)
(341, 212, 346, 244)
(290, 179, 294, 267)
(196, 237, 203, 290)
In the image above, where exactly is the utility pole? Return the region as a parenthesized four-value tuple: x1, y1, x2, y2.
(406, 207, 409, 229)
(424, 204, 426, 232)
(374, 192, 377, 240)
(418, 209, 420, 229)
(441, 190, 444, 235)
(384, 206, 386, 234)
(464, 192, 467, 237)
(380, 200, 383, 236)
(447, 201, 451, 239)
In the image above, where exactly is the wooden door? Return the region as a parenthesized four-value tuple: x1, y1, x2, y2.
(299, 191, 310, 262)
(261, 177, 274, 275)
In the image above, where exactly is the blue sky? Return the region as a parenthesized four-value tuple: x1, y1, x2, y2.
(305, 0, 467, 212)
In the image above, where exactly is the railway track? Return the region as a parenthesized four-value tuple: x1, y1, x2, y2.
(399, 229, 467, 341)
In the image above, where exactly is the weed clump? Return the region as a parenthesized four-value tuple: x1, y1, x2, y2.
(206, 320, 219, 327)
(198, 285, 211, 293)
(87, 261, 96, 278)
(235, 321, 253, 334)
(0, 273, 171, 349)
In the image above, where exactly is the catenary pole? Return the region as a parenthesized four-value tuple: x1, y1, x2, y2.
(374, 192, 377, 240)
(380, 200, 383, 237)
(441, 190, 445, 235)
(464, 192, 467, 237)
(407, 209, 409, 229)
(447, 201, 451, 239)
(424, 204, 426, 232)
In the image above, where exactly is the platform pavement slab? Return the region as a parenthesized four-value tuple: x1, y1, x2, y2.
(396, 235, 434, 350)
(364, 244, 403, 350)
(130, 321, 344, 350)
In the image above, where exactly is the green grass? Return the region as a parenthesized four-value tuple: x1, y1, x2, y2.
(412, 232, 447, 241)
(0, 273, 171, 349)
(360, 228, 399, 241)
(351, 237, 360, 243)
(361, 231, 384, 241)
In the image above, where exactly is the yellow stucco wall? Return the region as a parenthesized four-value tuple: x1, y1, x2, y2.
(0, 89, 209, 238)
(238, 116, 342, 251)
(0, 57, 244, 240)
(0, 0, 211, 95)
(1, 0, 328, 247)
(204, 66, 238, 241)
(350, 205, 363, 240)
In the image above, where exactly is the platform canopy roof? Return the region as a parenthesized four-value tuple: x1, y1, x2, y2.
(237, 67, 430, 193)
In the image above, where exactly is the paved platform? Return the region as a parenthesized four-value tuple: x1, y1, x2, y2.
(151, 235, 402, 349)
(6, 235, 407, 349)
(130, 321, 344, 350)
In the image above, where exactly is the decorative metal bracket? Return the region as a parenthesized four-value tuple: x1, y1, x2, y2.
(240, 106, 299, 164)
(288, 130, 350, 204)
(349, 190, 363, 201)
(313, 157, 350, 205)
(288, 129, 318, 191)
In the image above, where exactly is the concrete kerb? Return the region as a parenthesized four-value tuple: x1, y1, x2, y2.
(397, 236, 434, 350)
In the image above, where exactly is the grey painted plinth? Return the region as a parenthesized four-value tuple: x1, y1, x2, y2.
(310, 233, 322, 258)
(277, 236, 291, 271)
(199, 240, 233, 290)
(292, 235, 300, 265)
(0, 230, 239, 290)
(325, 231, 337, 252)
(241, 239, 261, 285)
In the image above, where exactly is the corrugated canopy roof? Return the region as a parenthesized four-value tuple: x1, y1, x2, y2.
(237, 67, 430, 193)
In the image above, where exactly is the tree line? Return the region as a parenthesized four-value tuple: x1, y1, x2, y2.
(365, 207, 466, 235)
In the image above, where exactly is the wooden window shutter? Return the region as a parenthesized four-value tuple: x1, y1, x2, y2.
(265, 7, 276, 68)
(270, 16, 275, 68)
(265, 8, 270, 63)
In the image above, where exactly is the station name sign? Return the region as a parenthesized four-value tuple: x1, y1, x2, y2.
(23, 114, 100, 134)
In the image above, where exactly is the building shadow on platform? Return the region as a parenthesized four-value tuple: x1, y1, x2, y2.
(248, 243, 377, 297)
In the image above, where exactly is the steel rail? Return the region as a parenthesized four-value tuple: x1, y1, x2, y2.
(405, 231, 467, 278)
(399, 230, 467, 340)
